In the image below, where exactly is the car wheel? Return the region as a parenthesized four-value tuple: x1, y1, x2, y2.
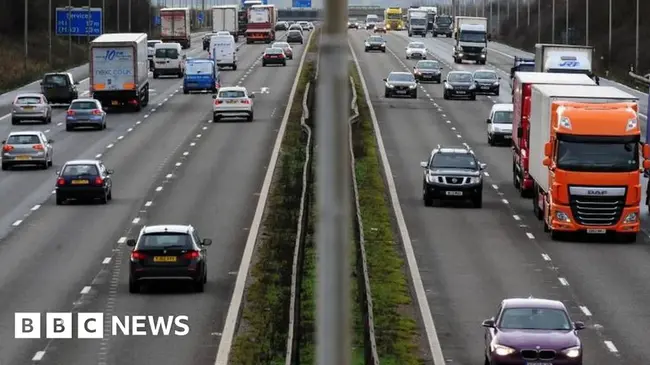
(107, 189, 112, 201)
(183, 89, 189, 94)
(423, 186, 433, 207)
(66, 125, 73, 131)
(48, 156, 53, 167)
(262, 62, 267, 67)
(11, 118, 18, 125)
(194, 278, 205, 292)
(365, 48, 369, 52)
(213, 113, 220, 123)
(495, 90, 500, 96)
(473, 194, 483, 208)
(98, 192, 108, 204)
(41, 161, 48, 170)
(128, 277, 139, 293)
(384, 90, 391, 98)
(488, 134, 494, 146)
(56, 194, 64, 205)
(282, 61, 286, 66)
(233, 64, 237, 70)
(405, 55, 409, 59)
(411, 92, 417, 99)
(443, 92, 449, 100)
(470, 93, 476, 101)
(153, 72, 158, 79)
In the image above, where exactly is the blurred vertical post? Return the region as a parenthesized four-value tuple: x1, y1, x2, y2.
(607, 0, 611, 67)
(635, 0, 639, 72)
(68, 1, 72, 61)
(537, 0, 540, 42)
(565, 0, 568, 44)
(49, 0, 52, 65)
(87, 1, 91, 51)
(316, 0, 351, 360)
(128, 0, 132, 32)
(585, 0, 589, 45)
(149, 0, 152, 35)
(551, 0, 555, 43)
(102, 0, 105, 33)
(515, 0, 519, 28)
(526, 0, 529, 26)
(24, 0, 28, 71)
(497, 0, 500, 37)
(506, 0, 509, 19)
(118, 0, 121, 31)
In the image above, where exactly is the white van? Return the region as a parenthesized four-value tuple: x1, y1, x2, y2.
(209, 35, 238, 70)
(153, 42, 185, 78)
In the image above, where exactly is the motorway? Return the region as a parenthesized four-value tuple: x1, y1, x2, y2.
(0, 30, 307, 365)
(349, 28, 647, 364)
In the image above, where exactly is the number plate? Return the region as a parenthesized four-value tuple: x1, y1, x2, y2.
(23, 106, 35, 110)
(396, 90, 407, 94)
(456, 91, 466, 94)
(153, 256, 177, 262)
(504, 135, 511, 139)
(15, 156, 31, 160)
(445, 191, 463, 196)
(587, 229, 606, 234)
(226, 100, 238, 104)
(111, 101, 119, 106)
(71, 179, 89, 185)
(481, 86, 490, 90)
(526, 363, 553, 365)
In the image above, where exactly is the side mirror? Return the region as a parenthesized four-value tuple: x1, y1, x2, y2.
(498, 77, 501, 80)
(55, 170, 60, 175)
(415, 80, 420, 83)
(420, 161, 428, 168)
(573, 321, 585, 330)
(107, 169, 114, 174)
(440, 67, 443, 70)
(544, 142, 552, 157)
(126, 239, 137, 247)
(516, 127, 522, 138)
(481, 319, 495, 328)
(47, 139, 54, 143)
(202, 238, 213, 246)
(74, 81, 80, 85)
(542, 157, 552, 167)
(212, 94, 217, 99)
(643, 144, 650, 159)
(39, 81, 43, 85)
(442, 79, 446, 83)
(250, 93, 256, 99)
(479, 163, 487, 170)
(1, 140, 5, 144)
(382, 78, 387, 82)
(643, 160, 650, 170)
(486, 119, 491, 123)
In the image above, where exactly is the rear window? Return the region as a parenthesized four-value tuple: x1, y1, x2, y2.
(138, 233, 193, 249)
(7, 134, 40, 145)
(43, 75, 68, 86)
(155, 48, 179, 59)
(288, 31, 301, 36)
(219, 90, 246, 98)
(70, 101, 99, 110)
(16, 96, 42, 104)
(186, 62, 213, 75)
(62, 164, 99, 176)
(266, 48, 283, 54)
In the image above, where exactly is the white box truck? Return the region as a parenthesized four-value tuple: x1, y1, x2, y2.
(452, 16, 488, 64)
(160, 7, 191, 49)
(90, 33, 150, 112)
(407, 9, 428, 37)
(212, 5, 239, 42)
(534, 44, 597, 82)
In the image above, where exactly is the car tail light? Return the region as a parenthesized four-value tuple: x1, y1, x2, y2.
(67, 110, 75, 116)
(32, 144, 44, 150)
(3, 145, 13, 152)
(183, 250, 200, 259)
(56, 177, 65, 185)
(91, 109, 102, 115)
(94, 177, 103, 185)
(215, 100, 223, 104)
(129, 99, 138, 105)
(263, 54, 270, 58)
(131, 251, 147, 260)
(241, 99, 251, 104)
(279, 54, 285, 59)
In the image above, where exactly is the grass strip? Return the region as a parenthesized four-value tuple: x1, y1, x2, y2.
(349, 61, 422, 365)
(229, 33, 318, 365)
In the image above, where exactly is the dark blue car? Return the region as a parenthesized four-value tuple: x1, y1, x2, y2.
(183, 59, 220, 94)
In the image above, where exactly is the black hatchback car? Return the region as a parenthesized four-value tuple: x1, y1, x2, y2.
(127, 224, 212, 293)
(55, 159, 113, 205)
(413, 60, 443, 83)
(364, 36, 386, 52)
(286, 30, 303, 44)
(384, 71, 418, 98)
(443, 71, 477, 100)
(473, 69, 501, 96)
(40, 73, 79, 104)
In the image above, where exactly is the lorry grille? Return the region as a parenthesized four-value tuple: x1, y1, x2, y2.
(461, 46, 482, 54)
(569, 195, 625, 226)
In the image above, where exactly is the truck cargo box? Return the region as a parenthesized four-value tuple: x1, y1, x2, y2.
(212, 5, 239, 41)
(160, 7, 191, 48)
(534, 43, 594, 74)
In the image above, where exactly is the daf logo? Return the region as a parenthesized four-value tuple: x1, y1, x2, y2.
(452, 178, 458, 183)
(536, 345, 541, 350)
(587, 190, 607, 195)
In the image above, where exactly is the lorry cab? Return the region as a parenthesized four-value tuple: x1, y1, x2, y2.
(183, 59, 220, 94)
(210, 35, 238, 70)
(40, 72, 79, 104)
(433, 14, 453, 37)
(453, 23, 487, 64)
(153, 42, 185, 78)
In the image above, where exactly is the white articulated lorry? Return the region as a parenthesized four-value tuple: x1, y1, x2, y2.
(212, 5, 239, 42)
(534, 43, 599, 84)
(160, 7, 191, 49)
(407, 9, 428, 37)
(90, 33, 150, 112)
(452, 16, 488, 64)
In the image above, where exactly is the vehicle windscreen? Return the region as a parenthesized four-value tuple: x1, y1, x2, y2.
(430, 153, 477, 169)
(138, 233, 193, 250)
(155, 48, 179, 59)
(417, 61, 439, 69)
(387, 13, 402, 20)
(474, 71, 497, 79)
(7, 135, 40, 145)
(448, 73, 472, 82)
(368, 37, 383, 43)
(186, 62, 213, 75)
(436, 16, 452, 26)
(492, 111, 513, 124)
(516, 63, 535, 72)
(411, 18, 427, 25)
(62, 164, 99, 176)
(42, 75, 68, 86)
(16, 96, 42, 104)
(459, 30, 486, 43)
(409, 43, 425, 49)
(219, 90, 246, 98)
(499, 308, 571, 330)
(388, 73, 415, 82)
(70, 101, 98, 110)
(557, 138, 639, 172)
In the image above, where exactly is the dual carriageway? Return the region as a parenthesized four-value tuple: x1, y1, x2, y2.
(0, 22, 649, 365)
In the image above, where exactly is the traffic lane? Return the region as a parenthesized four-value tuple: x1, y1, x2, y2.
(0, 42, 265, 242)
(37, 41, 307, 365)
(0, 50, 265, 365)
(349, 32, 616, 364)
(375, 31, 646, 363)
(0, 31, 211, 119)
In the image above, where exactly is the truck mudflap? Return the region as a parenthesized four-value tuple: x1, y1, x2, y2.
(92, 83, 149, 112)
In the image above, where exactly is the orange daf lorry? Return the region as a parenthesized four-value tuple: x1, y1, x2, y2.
(528, 84, 650, 242)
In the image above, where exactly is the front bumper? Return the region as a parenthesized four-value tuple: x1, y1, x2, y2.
(386, 87, 417, 96)
(415, 73, 441, 82)
(549, 204, 640, 234)
(425, 181, 482, 199)
(445, 88, 475, 97)
(490, 131, 512, 142)
(488, 355, 582, 365)
(476, 84, 500, 94)
(263, 58, 286, 64)
(365, 45, 385, 51)
(457, 52, 487, 61)
(407, 52, 426, 59)
(213, 108, 253, 118)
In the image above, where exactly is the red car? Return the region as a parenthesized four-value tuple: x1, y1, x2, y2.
(271, 41, 293, 60)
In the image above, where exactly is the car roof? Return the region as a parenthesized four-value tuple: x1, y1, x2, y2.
(141, 224, 193, 235)
(63, 159, 101, 166)
(70, 98, 99, 104)
(448, 71, 472, 75)
(389, 71, 413, 76)
(502, 298, 567, 310)
(491, 103, 514, 112)
(44, 72, 71, 77)
(16, 93, 44, 98)
(408, 41, 424, 45)
(8, 130, 43, 137)
(434, 147, 473, 155)
(473, 69, 496, 74)
(219, 86, 247, 92)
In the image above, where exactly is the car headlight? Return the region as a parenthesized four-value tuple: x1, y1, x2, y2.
(469, 176, 481, 184)
(364, 42, 369, 46)
(555, 211, 571, 222)
(386, 83, 394, 88)
(491, 344, 516, 356)
(493, 81, 500, 86)
(445, 83, 453, 89)
(458, 53, 464, 57)
(426, 174, 440, 183)
(481, 48, 487, 54)
(562, 346, 581, 358)
(469, 84, 476, 89)
(623, 212, 638, 223)
(409, 84, 417, 89)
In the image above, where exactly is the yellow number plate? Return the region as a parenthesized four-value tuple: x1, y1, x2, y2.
(15, 156, 31, 160)
(111, 101, 119, 105)
(226, 100, 237, 104)
(23, 106, 35, 110)
(153, 256, 177, 262)
(71, 179, 89, 184)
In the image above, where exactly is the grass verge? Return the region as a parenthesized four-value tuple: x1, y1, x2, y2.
(349, 61, 422, 365)
(229, 33, 318, 365)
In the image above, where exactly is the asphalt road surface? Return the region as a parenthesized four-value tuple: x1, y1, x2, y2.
(349, 29, 631, 364)
(0, 30, 306, 365)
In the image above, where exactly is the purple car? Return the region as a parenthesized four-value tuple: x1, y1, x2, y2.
(482, 298, 585, 365)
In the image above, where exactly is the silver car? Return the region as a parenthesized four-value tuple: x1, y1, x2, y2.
(65, 99, 107, 131)
(1, 131, 54, 170)
(11, 93, 52, 125)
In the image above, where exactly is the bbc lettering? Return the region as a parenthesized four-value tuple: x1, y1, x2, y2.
(15, 313, 190, 339)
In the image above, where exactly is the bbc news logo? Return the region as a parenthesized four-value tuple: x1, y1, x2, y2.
(15, 313, 189, 339)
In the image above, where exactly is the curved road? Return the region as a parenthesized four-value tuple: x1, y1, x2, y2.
(350, 28, 643, 364)
(0, 30, 306, 365)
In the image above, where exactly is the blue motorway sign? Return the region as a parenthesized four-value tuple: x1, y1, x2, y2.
(261, 0, 268, 4)
(292, 0, 311, 7)
(154, 15, 161, 26)
(56, 7, 102, 36)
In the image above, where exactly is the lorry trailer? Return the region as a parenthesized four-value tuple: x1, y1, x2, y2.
(246, 4, 277, 43)
(452, 16, 488, 64)
(407, 9, 428, 37)
(212, 5, 239, 42)
(160, 7, 191, 49)
(528, 84, 649, 242)
(534, 43, 599, 84)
